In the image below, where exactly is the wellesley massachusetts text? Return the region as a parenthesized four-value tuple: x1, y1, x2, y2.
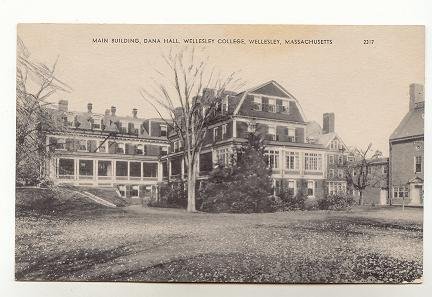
(15, 24, 424, 283)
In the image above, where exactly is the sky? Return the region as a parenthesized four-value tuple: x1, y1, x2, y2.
(18, 24, 424, 155)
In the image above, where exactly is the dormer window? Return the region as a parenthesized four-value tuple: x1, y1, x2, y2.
(268, 126, 276, 141)
(160, 124, 167, 137)
(253, 96, 262, 111)
(136, 144, 144, 155)
(56, 138, 66, 150)
(78, 140, 87, 151)
(92, 118, 102, 130)
(116, 143, 125, 154)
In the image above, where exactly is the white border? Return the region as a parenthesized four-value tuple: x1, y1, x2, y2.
(1, 0, 431, 297)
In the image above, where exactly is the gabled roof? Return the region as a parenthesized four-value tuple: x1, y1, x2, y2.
(233, 80, 307, 123)
(390, 109, 424, 141)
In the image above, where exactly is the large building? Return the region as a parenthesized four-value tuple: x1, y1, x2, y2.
(162, 81, 350, 199)
(46, 80, 356, 202)
(46, 101, 170, 203)
(389, 83, 425, 206)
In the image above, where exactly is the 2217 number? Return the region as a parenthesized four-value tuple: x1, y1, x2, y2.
(363, 39, 374, 45)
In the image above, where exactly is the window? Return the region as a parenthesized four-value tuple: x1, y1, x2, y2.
(393, 186, 409, 198)
(79, 159, 93, 176)
(116, 143, 125, 154)
(216, 147, 231, 166)
(415, 156, 422, 173)
(222, 124, 227, 138)
(328, 181, 347, 195)
(161, 146, 168, 156)
(116, 161, 128, 177)
(307, 180, 315, 197)
(93, 119, 102, 130)
(267, 98, 276, 113)
(268, 126, 276, 141)
(160, 125, 167, 137)
(287, 128, 295, 142)
(58, 158, 74, 176)
(78, 140, 87, 151)
(143, 162, 158, 177)
(131, 185, 139, 197)
(56, 138, 66, 150)
(383, 166, 388, 174)
(136, 144, 144, 155)
(253, 96, 262, 111)
(328, 155, 335, 165)
(265, 150, 280, 169)
(129, 162, 141, 177)
(118, 185, 126, 198)
(304, 153, 322, 171)
(338, 155, 344, 165)
(285, 151, 299, 170)
(97, 160, 112, 177)
(288, 180, 295, 196)
(329, 169, 334, 178)
(97, 141, 106, 153)
(174, 141, 179, 152)
(213, 127, 217, 142)
(338, 169, 344, 178)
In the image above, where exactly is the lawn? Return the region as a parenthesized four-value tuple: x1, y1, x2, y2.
(15, 188, 423, 283)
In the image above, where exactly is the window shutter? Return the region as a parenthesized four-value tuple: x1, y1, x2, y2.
(49, 137, 57, 152)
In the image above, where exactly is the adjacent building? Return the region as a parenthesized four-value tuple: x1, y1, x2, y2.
(46, 101, 170, 202)
(389, 83, 425, 206)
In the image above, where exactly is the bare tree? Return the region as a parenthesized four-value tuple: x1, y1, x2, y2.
(16, 37, 71, 185)
(140, 47, 240, 212)
(344, 143, 383, 205)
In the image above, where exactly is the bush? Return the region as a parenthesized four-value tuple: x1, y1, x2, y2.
(318, 193, 354, 210)
(148, 181, 187, 209)
(199, 133, 275, 213)
(277, 191, 306, 211)
(199, 178, 278, 213)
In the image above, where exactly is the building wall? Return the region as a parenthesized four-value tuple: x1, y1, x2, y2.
(390, 139, 424, 185)
(389, 137, 424, 205)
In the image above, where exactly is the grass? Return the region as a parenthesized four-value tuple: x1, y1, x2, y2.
(15, 188, 423, 283)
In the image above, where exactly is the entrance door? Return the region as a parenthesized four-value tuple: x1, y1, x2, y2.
(409, 184, 422, 206)
(379, 189, 387, 205)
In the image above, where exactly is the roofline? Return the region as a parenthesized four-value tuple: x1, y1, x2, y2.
(389, 134, 424, 143)
(232, 80, 308, 121)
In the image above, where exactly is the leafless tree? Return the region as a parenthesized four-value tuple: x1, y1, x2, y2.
(16, 37, 71, 185)
(140, 47, 241, 212)
(344, 143, 383, 205)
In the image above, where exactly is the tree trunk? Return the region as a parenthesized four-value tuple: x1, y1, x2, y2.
(359, 190, 363, 206)
(186, 158, 197, 212)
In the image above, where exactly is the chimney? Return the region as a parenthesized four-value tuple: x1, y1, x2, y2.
(110, 106, 116, 116)
(58, 100, 68, 112)
(132, 108, 138, 118)
(323, 113, 335, 134)
(87, 103, 93, 113)
(409, 83, 424, 111)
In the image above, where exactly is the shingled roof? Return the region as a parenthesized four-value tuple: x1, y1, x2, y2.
(389, 108, 424, 141)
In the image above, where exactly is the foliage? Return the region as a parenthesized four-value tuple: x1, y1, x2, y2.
(140, 47, 241, 212)
(199, 133, 275, 213)
(318, 193, 355, 210)
(277, 182, 306, 211)
(16, 37, 70, 186)
(148, 181, 187, 209)
(344, 143, 383, 205)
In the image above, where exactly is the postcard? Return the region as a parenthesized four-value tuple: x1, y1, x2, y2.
(15, 24, 424, 283)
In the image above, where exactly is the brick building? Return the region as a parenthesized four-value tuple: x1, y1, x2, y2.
(389, 83, 424, 206)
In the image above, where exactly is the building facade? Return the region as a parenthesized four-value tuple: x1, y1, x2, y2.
(46, 81, 358, 202)
(162, 81, 351, 199)
(389, 83, 425, 206)
(46, 102, 169, 203)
